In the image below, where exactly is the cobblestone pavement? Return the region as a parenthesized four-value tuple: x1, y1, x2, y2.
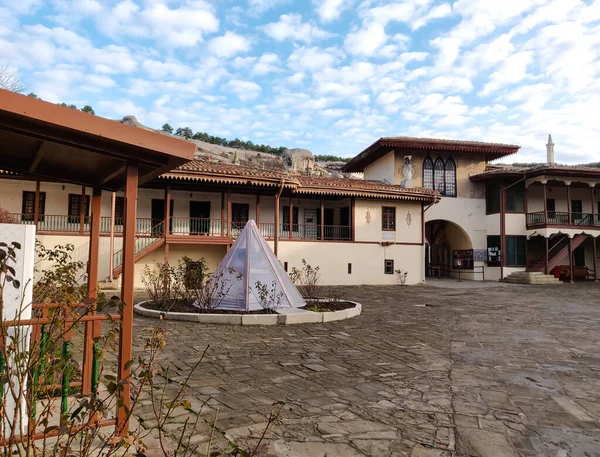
(130, 282, 600, 457)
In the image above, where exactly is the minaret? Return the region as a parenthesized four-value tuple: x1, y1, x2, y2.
(546, 134, 555, 164)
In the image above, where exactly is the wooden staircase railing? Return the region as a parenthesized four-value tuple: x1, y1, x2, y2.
(112, 220, 165, 278)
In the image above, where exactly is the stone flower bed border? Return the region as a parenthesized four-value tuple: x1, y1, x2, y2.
(134, 300, 362, 325)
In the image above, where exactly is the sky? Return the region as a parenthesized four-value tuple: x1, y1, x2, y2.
(1, 0, 600, 164)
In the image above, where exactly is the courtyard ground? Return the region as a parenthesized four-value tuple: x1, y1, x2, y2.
(131, 281, 600, 457)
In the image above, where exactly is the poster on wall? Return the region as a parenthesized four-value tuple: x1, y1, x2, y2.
(473, 249, 488, 262)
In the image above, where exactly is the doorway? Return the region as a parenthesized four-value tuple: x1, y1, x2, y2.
(571, 199, 582, 224)
(151, 199, 174, 235)
(324, 208, 334, 239)
(304, 209, 318, 239)
(190, 201, 211, 234)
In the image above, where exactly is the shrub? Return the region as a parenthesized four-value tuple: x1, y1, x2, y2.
(0, 208, 16, 223)
(395, 269, 408, 286)
(289, 259, 321, 300)
(190, 267, 242, 311)
(141, 261, 178, 310)
(253, 280, 284, 312)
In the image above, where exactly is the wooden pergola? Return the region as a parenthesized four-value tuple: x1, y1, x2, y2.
(0, 89, 195, 435)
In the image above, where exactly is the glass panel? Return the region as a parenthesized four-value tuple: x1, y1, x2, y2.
(423, 157, 434, 189)
(444, 158, 456, 197)
(434, 158, 445, 194)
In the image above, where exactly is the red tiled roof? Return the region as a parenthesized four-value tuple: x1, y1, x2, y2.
(160, 158, 440, 203)
(342, 136, 520, 173)
(470, 163, 600, 182)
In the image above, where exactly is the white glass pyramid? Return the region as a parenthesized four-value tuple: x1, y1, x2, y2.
(212, 220, 306, 311)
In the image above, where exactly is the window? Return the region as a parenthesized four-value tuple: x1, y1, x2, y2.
(423, 157, 434, 190)
(348, 263, 352, 274)
(505, 181, 525, 212)
(434, 157, 445, 194)
(283, 261, 288, 272)
(283, 206, 299, 231)
(384, 259, 394, 275)
(114, 196, 125, 225)
(485, 182, 501, 214)
(68, 194, 90, 223)
(487, 236, 501, 266)
(506, 236, 526, 266)
(382, 207, 396, 231)
(232, 203, 250, 227)
(21, 191, 46, 222)
(444, 158, 457, 197)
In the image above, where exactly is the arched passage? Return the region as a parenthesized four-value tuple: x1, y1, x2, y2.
(425, 219, 473, 277)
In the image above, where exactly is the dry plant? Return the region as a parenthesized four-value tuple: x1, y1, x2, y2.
(288, 259, 321, 300)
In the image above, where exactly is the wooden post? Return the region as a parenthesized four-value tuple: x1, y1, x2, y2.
(500, 181, 505, 280)
(117, 162, 138, 435)
(33, 179, 40, 227)
(220, 192, 225, 236)
(82, 188, 102, 395)
(320, 200, 324, 241)
(80, 185, 86, 234)
(351, 197, 356, 242)
(590, 185, 595, 226)
(164, 184, 171, 237)
(289, 197, 293, 240)
(545, 237, 549, 275)
(568, 237, 574, 283)
(593, 236, 598, 282)
(543, 182, 548, 224)
(256, 194, 261, 229)
(524, 182, 528, 219)
(567, 183, 572, 224)
(109, 192, 116, 282)
(227, 188, 232, 237)
(274, 191, 280, 256)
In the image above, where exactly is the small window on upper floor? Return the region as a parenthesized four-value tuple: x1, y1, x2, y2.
(423, 157, 434, 190)
(434, 157, 445, 194)
(382, 207, 396, 231)
(444, 158, 457, 197)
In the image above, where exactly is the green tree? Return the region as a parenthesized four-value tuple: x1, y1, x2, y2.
(80, 105, 95, 115)
(59, 102, 78, 109)
(175, 126, 194, 139)
(27, 92, 39, 99)
(161, 123, 173, 134)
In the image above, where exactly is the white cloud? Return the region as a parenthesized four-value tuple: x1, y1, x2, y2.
(314, 0, 353, 22)
(287, 46, 344, 72)
(252, 53, 281, 75)
(480, 51, 533, 95)
(225, 79, 262, 101)
(344, 23, 387, 56)
(208, 31, 251, 57)
(262, 13, 333, 43)
(247, 0, 287, 14)
(412, 3, 453, 30)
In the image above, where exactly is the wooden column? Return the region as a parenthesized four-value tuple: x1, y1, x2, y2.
(274, 192, 280, 256)
(320, 200, 325, 241)
(593, 236, 598, 282)
(543, 182, 548, 224)
(227, 188, 232, 237)
(351, 197, 356, 242)
(590, 185, 595, 226)
(500, 181, 505, 279)
(82, 188, 102, 395)
(164, 185, 171, 260)
(524, 183, 528, 217)
(220, 192, 225, 236)
(256, 194, 260, 228)
(544, 237, 549, 275)
(289, 197, 293, 240)
(567, 183, 572, 224)
(109, 192, 116, 282)
(568, 237, 574, 283)
(80, 185, 86, 234)
(33, 179, 40, 227)
(117, 163, 138, 435)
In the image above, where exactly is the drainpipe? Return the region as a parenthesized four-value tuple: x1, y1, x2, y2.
(500, 175, 526, 280)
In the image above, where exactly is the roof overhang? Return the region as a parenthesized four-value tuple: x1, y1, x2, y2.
(0, 89, 195, 190)
(470, 166, 600, 183)
(342, 137, 520, 173)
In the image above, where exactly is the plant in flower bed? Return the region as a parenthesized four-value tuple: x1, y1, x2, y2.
(142, 257, 249, 314)
(289, 259, 356, 312)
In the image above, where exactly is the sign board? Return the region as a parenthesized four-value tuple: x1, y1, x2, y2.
(473, 249, 488, 262)
(456, 259, 462, 267)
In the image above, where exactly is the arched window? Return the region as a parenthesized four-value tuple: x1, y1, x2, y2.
(444, 157, 457, 197)
(434, 157, 445, 194)
(423, 157, 434, 189)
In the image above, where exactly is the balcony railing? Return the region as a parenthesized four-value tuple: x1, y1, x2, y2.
(8, 214, 354, 241)
(526, 211, 600, 228)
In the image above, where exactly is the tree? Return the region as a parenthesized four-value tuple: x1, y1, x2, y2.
(0, 64, 26, 93)
(59, 102, 78, 109)
(161, 123, 173, 134)
(175, 126, 194, 139)
(27, 92, 39, 99)
(80, 105, 95, 115)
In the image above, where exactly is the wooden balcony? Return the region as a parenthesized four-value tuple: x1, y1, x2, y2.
(526, 211, 600, 229)
(9, 214, 353, 241)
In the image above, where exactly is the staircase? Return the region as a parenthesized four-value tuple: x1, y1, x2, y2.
(112, 221, 166, 279)
(501, 271, 561, 285)
(527, 233, 588, 273)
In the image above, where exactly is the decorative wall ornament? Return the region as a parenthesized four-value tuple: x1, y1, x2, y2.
(399, 155, 419, 188)
(406, 211, 412, 227)
(366, 210, 372, 225)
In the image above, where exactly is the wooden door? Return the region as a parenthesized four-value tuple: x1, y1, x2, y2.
(190, 201, 211, 234)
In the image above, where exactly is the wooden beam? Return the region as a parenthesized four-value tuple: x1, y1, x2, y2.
(289, 197, 293, 240)
(227, 188, 232, 237)
(99, 165, 126, 186)
(320, 200, 324, 241)
(256, 194, 260, 229)
(117, 162, 138, 435)
(164, 184, 171, 237)
(221, 192, 225, 237)
(274, 189, 281, 256)
(29, 141, 49, 173)
(567, 183, 572, 224)
(82, 187, 102, 395)
(33, 179, 40, 227)
(351, 197, 356, 242)
(543, 182, 548, 224)
(109, 192, 116, 281)
(80, 185, 86, 234)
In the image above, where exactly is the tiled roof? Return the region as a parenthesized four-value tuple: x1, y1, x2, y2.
(343, 136, 520, 173)
(160, 158, 440, 203)
(470, 163, 600, 181)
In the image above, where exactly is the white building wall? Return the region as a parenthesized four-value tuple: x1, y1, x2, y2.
(363, 150, 395, 184)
